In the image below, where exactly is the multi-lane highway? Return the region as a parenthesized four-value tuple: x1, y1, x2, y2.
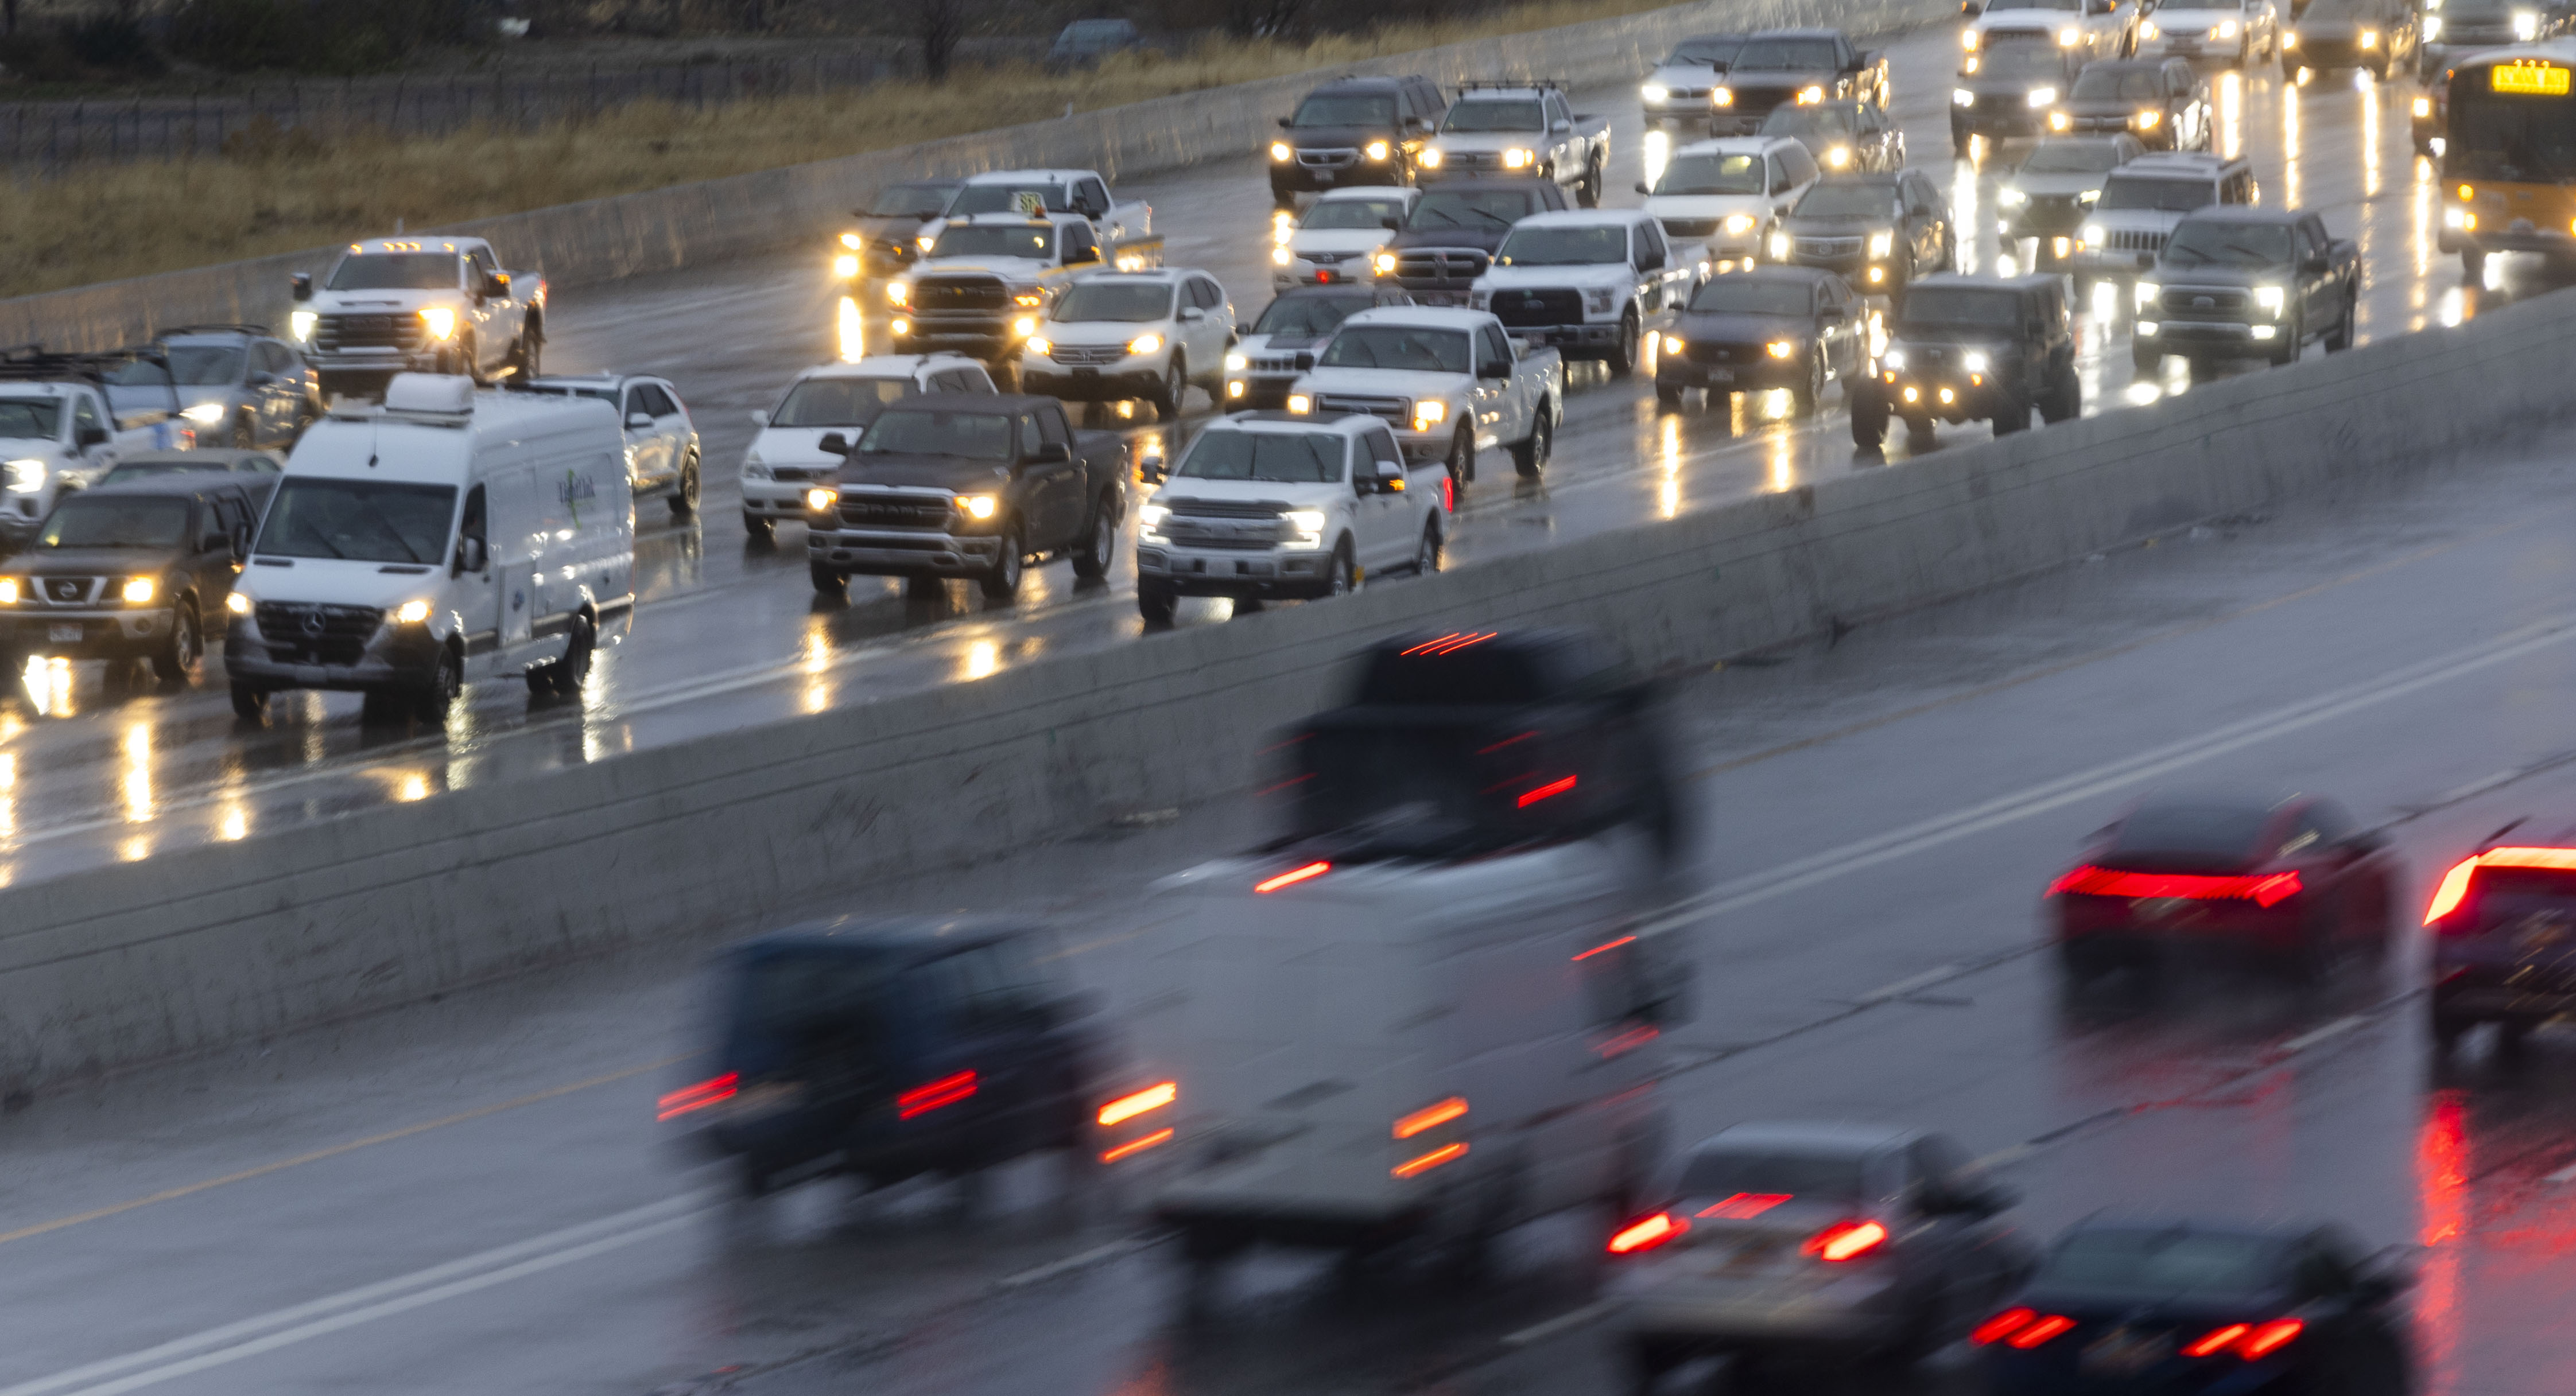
(1, 25, 2561, 889)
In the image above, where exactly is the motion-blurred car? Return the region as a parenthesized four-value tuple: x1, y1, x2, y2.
(1772, 170, 1957, 297)
(106, 326, 317, 450)
(2279, 0, 2419, 77)
(511, 372, 702, 518)
(1951, 38, 2084, 150)
(1638, 136, 1820, 269)
(740, 355, 998, 540)
(2044, 792, 2398, 984)
(96, 446, 284, 487)
(659, 918, 1111, 1200)
(2048, 58, 2212, 150)
(2423, 830, 2576, 1054)
(1759, 97, 1907, 172)
(1999, 135, 2146, 261)
(1656, 265, 1868, 412)
(1273, 186, 1420, 288)
(835, 179, 964, 282)
(1608, 1121, 2036, 1387)
(1974, 1217, 2415, 1395)
(1640, 32, 1749, 129)
(1224, 284, 1414, 409)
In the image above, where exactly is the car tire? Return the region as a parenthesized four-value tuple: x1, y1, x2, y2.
(414, 646, 463, 723)
(229, 682, 267, 722)
(1607, 309, 1641, 377)
(980, 522, 1026, 600)
(2131, 338, 2163, 372)
(1654, 382, 1686, 410)
(1791, 347, 1825, 415)
(1906, 414, 1938, 449)
(1445, 427, 1475, 492)
(1069, 495, 1116, 580)
(668, 450, 701, 518)
(1152, 358, 1185, 423)
(743, 511, 773, 542)
(2039, 365, 2080, 423)
(2325, 290, 2356, 351)
(507, 325, 542, 380)
(152, 601, 202, 683)
(2461, 246, 2486, 280)
(1328, 538, 1357, 597)
(2270, 315, 2302, 367)
(1510, 404, 1551, 479)
(1850, 382, 1890, 448)
(529, 613, 593, 698)
(232, 412, 255, 449)
(1137, 580, 1177, 624)
(1414, 518, 1442, 574)
(1992, 391, 2030, 435)
(1578, 157, 1604, 209)
(809, 560, 848, 597)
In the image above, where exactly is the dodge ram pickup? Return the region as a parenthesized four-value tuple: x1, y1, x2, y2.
(1423, 83, 1611, 207)
(1288, 306, 1563, 488)
(889, 212, 1163, 370)
(1374, 177, 1570, 306)
(290, 236, 545, 401)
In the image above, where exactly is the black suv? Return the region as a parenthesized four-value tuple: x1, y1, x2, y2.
(1853, 274, 2078, 448)
(1709, 28, 1891, 135)
(664, 919, 1113, 1200)
(2134, 207, 2359, 372)
(0, 473, 269, 682)
(1777, 170, 1954, 299)
(1375, 177, 1572, 305)
(1270, 73, 1448, 206)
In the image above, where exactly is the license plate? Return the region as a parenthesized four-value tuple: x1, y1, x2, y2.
(1314, 171, 1336, 185)
(49, 623, 82, 643)
(1073, 367, 1099, 378)
(1705, 368, 1734, 384)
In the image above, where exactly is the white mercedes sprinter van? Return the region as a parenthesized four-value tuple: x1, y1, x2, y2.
(222, 373, 633, 724)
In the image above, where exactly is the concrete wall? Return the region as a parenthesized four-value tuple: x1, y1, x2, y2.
(0, 0, 1950, 354)
(3, 278, 2573, 1093)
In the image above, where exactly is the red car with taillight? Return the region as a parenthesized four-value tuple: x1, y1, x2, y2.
(2045, 794, 2398, 984)
(2424, 838, 2576, 1054)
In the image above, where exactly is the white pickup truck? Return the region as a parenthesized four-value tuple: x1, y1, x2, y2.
(289, 236, 547, 401)
(0, 348, 196, 550)
(1471, 209, 1708, 375)
(890, 209, 1165, 370)
(1288, 305, 1563, 488)
(1424, 83, 1613, 207)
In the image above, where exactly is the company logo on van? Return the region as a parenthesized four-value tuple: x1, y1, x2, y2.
(559, 469, 598, 526)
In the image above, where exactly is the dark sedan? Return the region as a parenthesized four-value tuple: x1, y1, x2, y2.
(2047, 59, 2211, 150)
(1950, 39, 2082, 150)
(1976, 1218, 2415, 1396)
(2424, 829, 2576, 1055)
(2280, 0, 2418, 77)
(2045, 792, 2399, 985)
(1772, 170, 1954, 298)
(1759, 99, 1906, 173)
(1655, 266, 1867, 412)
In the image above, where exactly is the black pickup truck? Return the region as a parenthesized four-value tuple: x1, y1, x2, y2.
(804, 393, 1125, 601)
(1376, 177, 1570, 305)
(2132, 207, 2359, 373)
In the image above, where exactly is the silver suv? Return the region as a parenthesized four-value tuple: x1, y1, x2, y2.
(2068, 152, 2257, 282)
(105, 326, 320, 450)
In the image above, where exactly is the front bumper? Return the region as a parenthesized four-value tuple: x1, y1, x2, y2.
(1224, 374, 1301, 410)
(808, 526, 1005, 577)
(889, 314, 1028, 362)
(223, 616, 446, 692)
(0, 606, 173, 658)
(1879, 374, 2002, 422)
(1659, 347, 1805, 391)
(741, 479, 816, 519)
(1135, 542, 1339, 598)
(1023, 357, 1170, 400)
(2136, 315, 2284, 349)
(1271, 157, 1405, 195)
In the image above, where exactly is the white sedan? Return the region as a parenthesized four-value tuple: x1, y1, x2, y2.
(1272, 186, 1421, 289)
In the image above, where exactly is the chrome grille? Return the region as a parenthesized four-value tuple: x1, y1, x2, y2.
(1797, 235, 1864, 259)
(1311, 393, 1408, 425)
(1660, 218, 1724, 238)
(2105, 228, 2168, 252)
(1251, 356, 1302, 373)
(2162, 286, 2247, 312)
(838, 497, 953, 528)
(1297, 147, 1360, 168)
(1049, 345, 1128, 365)
(33, 575, 102, 605)
(1165, 497, 1287, 519)
(912, 276, 1007, 312)
(1685, 343, 1749, 365)
(1394, 249, 1489, 284)
(313, 313, 424, 353)
(1491, 288, 1584, 327)
(254, 601, 381, 666)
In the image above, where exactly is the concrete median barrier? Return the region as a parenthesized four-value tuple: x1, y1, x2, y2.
(3, 281, 2574, 1093)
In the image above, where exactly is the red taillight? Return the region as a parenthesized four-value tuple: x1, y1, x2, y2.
(1608, 1211, 1687, 1254)
(1392, 1141, 1469, 1177)
(1399, 631, 1496, 656)
(1970, 1308, 2038, 1346)
(657, 1072, 738, 1121)
(1802, 1218, 1889, 1262)
(1254, 860, 1331, 893)
(1100, 1127, 1174, 1164)
(1097, 1081, 1178, 1127)
(2422, 846, 2576, 925)
(1698, 1192, 1791, 1220)
(1442, 475, 1454, 512)
(2183, 1317, 2304, 1359)
(1572, 934, 1637, 961)
(2009, 1315, 2078, 1349)
(2182, 1323, 2252, 1358)
(1393, 1096, 1468, 1138)
(1518, 774, 1578, 807)
(2047, 864, 2303, 909)
(896, 1070, 978, 1118)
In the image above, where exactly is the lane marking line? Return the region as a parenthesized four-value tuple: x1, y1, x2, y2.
(2279, 1016, 2368, 1054)
(995, 1236, 1151, 1290)
(1855, 965, 1963, 1005)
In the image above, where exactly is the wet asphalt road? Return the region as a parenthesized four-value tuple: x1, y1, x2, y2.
(3, 27, 2565, 887)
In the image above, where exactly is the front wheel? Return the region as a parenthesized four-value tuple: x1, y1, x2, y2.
(2324, 291, 2356, 351)
(1070, 497, 1116, 579)
(809, 560, 848, 597)
(506, 325, 542, 380)
(2131, 339, 2163, 373)
(1992, 391, 2030, 435)
(230, 682, 269, 722)
(1510, 405, 1552, 479)
(1151, 357, 1186, 423)
(743, 511, 774, 541)
(1413, 518, 1442, 574)
(1850, 383, 1890, 448)
(529, 614, 593, 698)
(980, 522, 1026, 600)
(1577, 158, 1604, 208)
(667, 451, 701, 518)
(1445, 427, 1475, 492)
(1654, 382, 1686, 410)
(1327, 539, 1357, 597)
(2462, 247, 2487, 281)
(1606, 309, 1640, 377)
(414, 647, 463, 724)
(152, 601, 202, 683)
(1791, 348, 1825, 415)
(1137, 581, 1176, 624)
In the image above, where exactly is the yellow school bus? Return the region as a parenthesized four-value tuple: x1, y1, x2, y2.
(2441, 42, 2576, 277)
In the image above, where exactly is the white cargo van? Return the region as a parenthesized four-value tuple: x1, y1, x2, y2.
(1108, 833, 1687, 1277)
(222, 373, 633, 724)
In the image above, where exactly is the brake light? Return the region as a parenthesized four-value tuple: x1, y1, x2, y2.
(1970, 1308, 2038, 1346)
(1698, 1192, 1791, 1219)
(1573, 934, 1638, 961)
(657, 1072, 738, 1121)
(2047, 864, 2303, 909)
(1392, 1141, 1469, 1177)
(2424, 847, 2576, 924)
(1255, 860, 1331, 893)
(1802, 1219, 1888, 1262)
(2182, 1323, 2251, 1358)
(2010, 1315, 2078, 1348)
(1394, 1096, 1468, 1138)
(1442, 474, 1454, 512)
(1608, 1211, 1688, 1253)
(2183, 1317, 2304, 1359)
(1097, 1081, 1177, 1127)
(2424, 857, 2478, 924)
(1399, 631, 1496, 656)
(896, 1070, 978, 1118)
(1100, 1127, 1174, 1164)
(1518, 775, 1578, 807)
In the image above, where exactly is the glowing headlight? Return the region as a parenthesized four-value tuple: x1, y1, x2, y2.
(887, 281, 910, 306)
(2137, 281, 2162, 309)
(2359, 28, 2378, 45)
(2515, 9, 2539, 39)
(1723, 213, 1756, 235)
(1285, 509, 1327, 536)
(2028, 86, 2058, 107)
(0, 578, 17, 604)
(2050, 111, 2072, 130)
(1797, 85, 1825, 104)
(1663, 333, 1686, 353)
(955, 494, 999, 520)
(289, 309, 317, 342)
(1273, 246, 1293, 266)
(1271, 141, 1292, 162)
(1421, 147, 1443, 167)
(832, 255, 860, 278)
(1954, 87, 1975, 107)
(2140, 21, 2159, 38)
(2081, 223, 2106, 246)
(1502, 148, 1534, 169)
(1138, 503, 1169, 530)
(1770, 232, 1793, 259)
(1766, 340, 1795, 359)
(226, 589, 251, 615)
(1713, 87, 1735, 106)
(915, 234, 935, 251)
(2283, 29, 2301, 46)
(1026, 336, 1053, 356)
(1999, 186, 2028, 207)
(1014, 292, 1043, 308)
(1287, 394, 1313, 414)
(840, 232, 863, 250)
(2414, 95, 2433, 118)
(1375, 251, 1398, 275)
(2416, 17, 2436, 38)
(1413, 399, 1447, 426)
(181, 402, 225, 425)
(1868, 231, 1894, 259)
(1963, 28, 1980, 48)
(2213, 20, 2239, 38)
(1225, 352, 1248, 371)
(2135, 109, 2162, 127)
(122, 577, 156, 605)
(1962, 351, 1990, 372)
(1012, 316, 1039, 337)
(2253, 284, 2287, 316)
(1365, 139, 1390, 161)
(1127, 333, 1163, 356)
(806, 487, 838, 512)
(1827, 146, 1851, 167)
(3, 458, 45, 492)
(1643, 83, 1671, 102)
(418, 307, 456, 341)
(1880, 348, 1907, 370)
(2059, 26, 2080, 44)
(394, 598, 432, 624)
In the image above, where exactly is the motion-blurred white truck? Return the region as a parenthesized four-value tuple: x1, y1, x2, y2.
(290, 236, 548, 401)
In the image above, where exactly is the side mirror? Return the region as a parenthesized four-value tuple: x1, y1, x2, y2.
(818, 432, 851, 456)
(1178, 306, 1205, 322)
(749, 409, 769, 427)
(487, 272, 512, 299)
(246, 370, 274, 386)
(1551, 119, 1573, 133)
(1294, 351, 1317, 371)
(626, 412, 654, 430)
(290, 272, 313, 302)
(1277, 115, 1295, 128)
(455, 535, 488, 575)
(1030, 442, 1074, 464)
(1138, 452, 1166, 484)
(2303, 252, 2330, 272)
(1381, 215, 1403, 231)
(76, 425, 108, 448)
(1065, 246, 1100, 265)
(230, 522, 252, 561)
(1477, 360, 1510, 379)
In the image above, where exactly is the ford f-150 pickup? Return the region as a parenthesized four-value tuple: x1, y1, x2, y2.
(2131, 205, 2357, 371)
(290, 236, 545, 401)
(889, 211, 1165, 371)
(1471, 208, 1706, 374)
(1288, 306, 1563, 488)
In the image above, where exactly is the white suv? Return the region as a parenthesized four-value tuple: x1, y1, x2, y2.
(738, 354, 994, 540)
(1274, 186, 1421, 289)
(1018, 267, 1237, 423)
(1639, 136, 1821, 269)
(2070, 151, 2256, 281)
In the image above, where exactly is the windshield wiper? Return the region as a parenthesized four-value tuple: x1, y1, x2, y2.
(1466, 208, 1515, 228)
(2164, 247, 2211, 265)
(2218, 242, 2279, 263)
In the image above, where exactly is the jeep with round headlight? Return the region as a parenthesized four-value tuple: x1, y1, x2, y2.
(1850, 274, 2078, 449)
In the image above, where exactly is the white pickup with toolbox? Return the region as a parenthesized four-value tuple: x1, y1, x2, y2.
(290, 236, 546, 401)
(1471, 209, 1709, 375)
(1287, 305, 1562, 488)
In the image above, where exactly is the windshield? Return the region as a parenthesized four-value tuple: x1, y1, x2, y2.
(1291, 94, 1397, 127)
(2450, 85, 2576, 182)
(255, 478, 455, 564)
(2099, 175, 2216, 211)
(1899, 287, 2022, 329)
(1977, 44, 2071, 79)
(929, 225, 1053, 260)
(1174, 430, 1347, 483)
(1052, 282, 1173, 323)
(1794, 183, 1898, 218)
(1303, 197, 1409, 230)
(1495, 225, 1630, 266)
(325, 252, 457, 291)
(1319, 325, 1472, 373)
(1655, 153, 1765, 195)
(110, 347, 242, 387)
(2162, 219, 2294, 267)
(2106, 803, 2271, 864)
(2023, 138, 2127, 173)
(864, 181, 956, 218)
(1670, 37, 1744, 65)
(0, 398, 62, 440)
(856, 410, 1014, 460)
(1410, 189, 1530, 228)
(946, 183, 1066, 216)
(35, 495, 189, 549)
(1442, 99, 1544, 132)
(1677, 1148, 1870, 1201)
(1688, 279, 1814, 314)
(1731, 37, 1840, 69)
(774, 377, 915, 428)
(1761, 105, 1857, 136)
(2034, 1230, 2277, 1300)
(1252, 294, 1372, 336)
(2074, 67, 2163, 100)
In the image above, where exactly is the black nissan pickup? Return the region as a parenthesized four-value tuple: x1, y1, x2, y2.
(803, 393, 1126, 602)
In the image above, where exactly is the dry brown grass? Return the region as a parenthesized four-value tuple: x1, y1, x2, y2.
(0, 0, 1680, 300)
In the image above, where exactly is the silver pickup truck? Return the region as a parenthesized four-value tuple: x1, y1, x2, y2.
(1423, 83, 1613, 208)
(1288, 305, 1565, 489)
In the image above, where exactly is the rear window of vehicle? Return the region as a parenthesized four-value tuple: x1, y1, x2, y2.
(2099, 174, 2217, 212)
(2105, 804, 2271, 864)
(775, 377, 914, 428)
(1676, 1147, 1872, 1201)
(729, 949, 890, 1061)
(2034, 1230, 2278, 1298)
(1174, 430, 1345, 483)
